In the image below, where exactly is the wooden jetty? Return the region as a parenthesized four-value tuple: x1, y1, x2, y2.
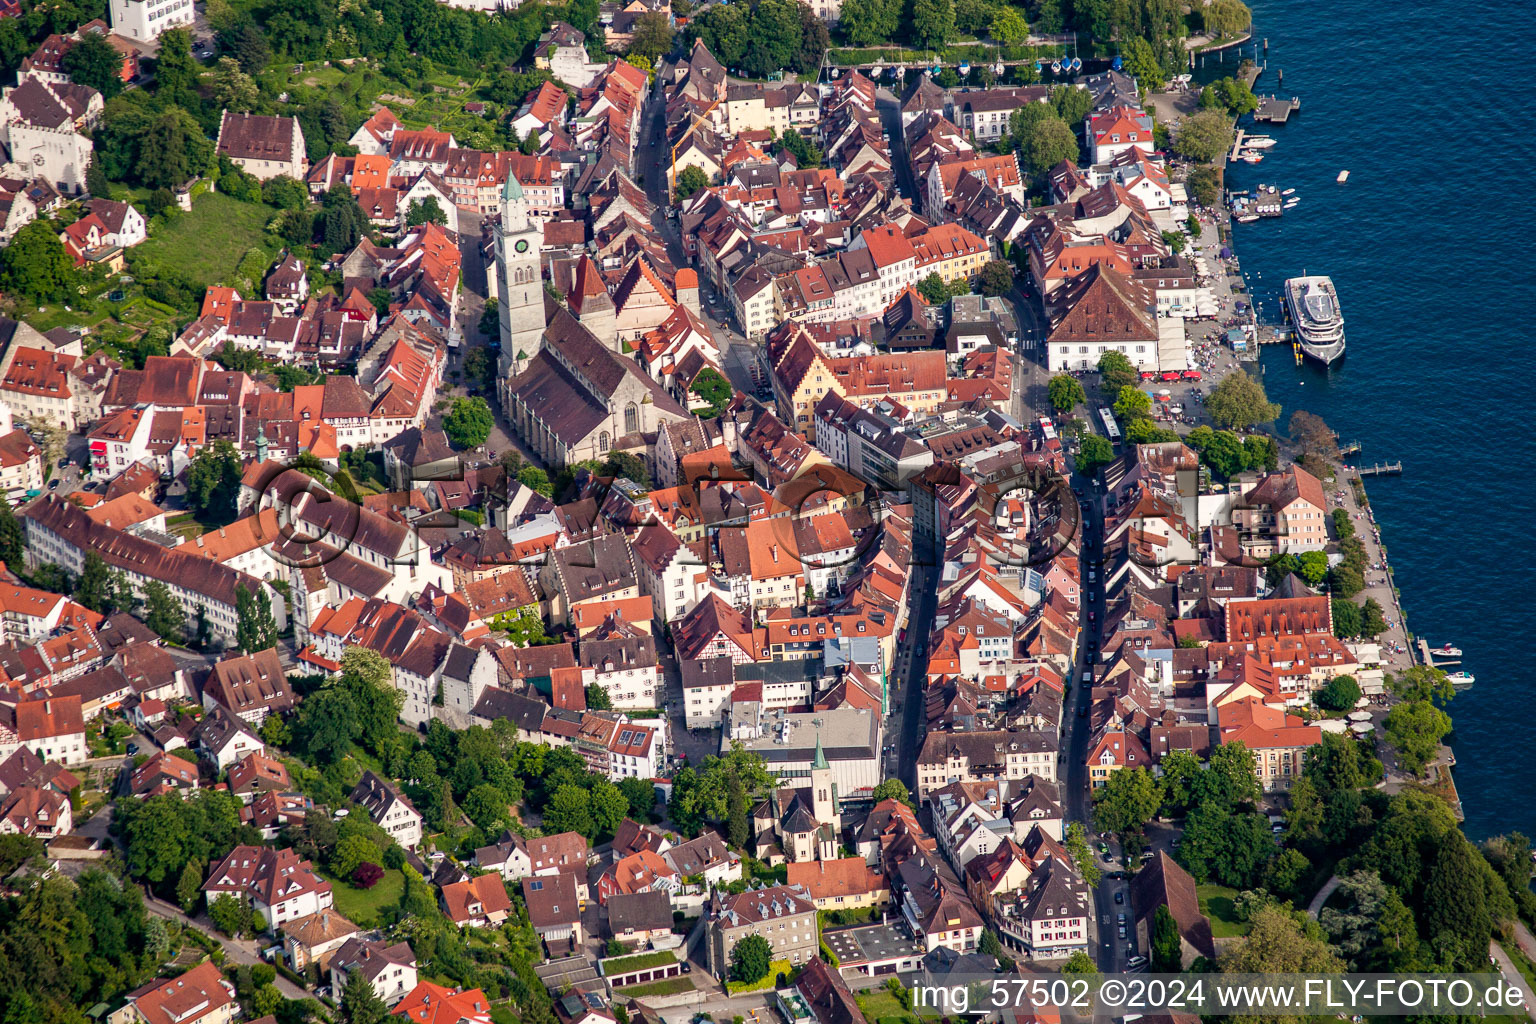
(1337, 440, 1362, 457)
(1417, 638, 1463, 669)
(1352, 462, 1402, 477)
(1253, 95, 1301, 123)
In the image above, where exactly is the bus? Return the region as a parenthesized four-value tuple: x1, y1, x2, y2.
(1099, 407, 1121, 445)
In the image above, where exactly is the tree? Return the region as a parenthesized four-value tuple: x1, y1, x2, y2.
(1178, 802, 1272, 887)
(1048, 374, 1085, 414)
(1293, 550, 1329, 587)
(1172, 109, 1232, 164)
(778, 127, 823, 169)
(185, 439, 243, 523)
(1388, 665, 1455, 705)
(332, 835, 379, 879)
(517, 467, 553, 498)
(1313, 674, 1361, 712)
(1205, 370, 1278, 429)
(1186, 165, 1220, 207)
(544, 784, 595, 838)
(1221, 904, 1344, 977)
(228, 24, 271, 73)
(1112, 385, 1151, 421)
(1266, 847, 1311, 899)
(909, 0, 954, 47)
(1150, 905, 1182, 971)
(1194, 741, 1261, 809)
(1097, 350, 1138, 397)
(1051, 85, 1093, 130)
(443, 397, 493, 449)
(1374, 890, 1421, 971)
(137, 109, 214, 189)
(73, 553, 112, 613)
(299, 686, 360, 763)
(353, 862, 384, 889)
(176, 857, 205, 912)
(340, 971, 389, 1024)
(153, 28, 199, 105)
(142, 580, 184, 640)
(62, 31, 124, 99)
(407, 196, 447, 226)
(837, 0, 899, 45)
(726, 769, 750, 849)
(1063, 822, 1101, 887)
(1120, 36, 1163, 92)
(211, 57, 258, 112)
(978, 260, 1013, 296)
(1422, 831, 1492, 969)
(479, 298, 499, 338)
(673, 164, 709, 201)
(1202, 0, 1252, 38)
(1077, 434, 1114, 476)
(729, 933, 772, 984)
(209, 894, 253, 937)
(1325, 588, 1372, 636)
(989, 6, 1028, 44)
(1024, 117, 1079, 179)
(618, 777, 656, 818)
(1360, 597, 1388, 637)
(0, 221, 74, 303)
(1383, 700, 1451, 776)
(584, 683, 612, 710)
(690, 367, 733, 417)
(917, 273, 951, 305)
(463, 783, 510, 832)
(1093, 767, 1161, 841)
(1060, 950, 1097, 975)
(871, 779, 913, 807)
(235, 584, 278, 653)
(1157, 750, 1201, 816)
(628, 11, 674, 59)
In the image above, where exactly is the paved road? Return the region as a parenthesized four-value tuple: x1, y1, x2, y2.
(1491, 940, 1536, 1021)
(893, 565, 935, 793)
(143, 895, 311, 1000)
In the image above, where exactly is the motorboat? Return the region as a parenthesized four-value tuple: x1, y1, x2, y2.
(1236, 213, 1259, 223)
(1284, 275, 1346, 363)
(1282, 188, 1296, 196)
(1336, 169, 1350, 183)
(1447, 671, 1475, 688)
(1240, 153, 1263, 163)
(1283, 198, 1300, 209)
(1244, 136, 1277, 149)
(1436, 644, 1463, 657)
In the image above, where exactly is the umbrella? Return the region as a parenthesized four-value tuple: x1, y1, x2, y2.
(1219, 246, 1232, 258)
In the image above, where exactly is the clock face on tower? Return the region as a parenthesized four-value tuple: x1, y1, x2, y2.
(514, 239, 529, 253)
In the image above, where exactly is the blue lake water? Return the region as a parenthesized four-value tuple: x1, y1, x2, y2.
(1198, 0, 1536, 838)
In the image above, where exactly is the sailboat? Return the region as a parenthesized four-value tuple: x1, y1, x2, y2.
(1051, 60, 1062, 74)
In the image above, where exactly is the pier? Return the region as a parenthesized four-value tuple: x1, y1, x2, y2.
(1337, 440, 1362, 457)
(1253, 95, 1301, 123)
(1417, 639, 1463, 669)
(1352, 462, 1403, 477)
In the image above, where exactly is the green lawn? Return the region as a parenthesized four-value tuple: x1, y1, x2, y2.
(134, 192, 281, 291)
(1196, 884, 1251, 938)
(323, 868, 404, 928)
(853, 989, 944, 1024)
(1503, 943, 1536, 992)
(615, 977, 695, 998)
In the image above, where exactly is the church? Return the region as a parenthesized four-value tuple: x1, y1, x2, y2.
(494, 173, 690, 466)
(750, 736, 844, 865)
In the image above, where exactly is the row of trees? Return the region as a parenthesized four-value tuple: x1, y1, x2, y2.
(686, 0, 828, 80)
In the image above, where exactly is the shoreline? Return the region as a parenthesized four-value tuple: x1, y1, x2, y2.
(1209, 114, 1462, 817)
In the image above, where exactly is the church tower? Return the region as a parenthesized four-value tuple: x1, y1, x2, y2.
(495, 172, 546, 414)
(811, 731, 835, 826)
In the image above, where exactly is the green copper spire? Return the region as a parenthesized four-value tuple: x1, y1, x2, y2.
(502, 170, 524, 202)
(812, 730, 829, 770)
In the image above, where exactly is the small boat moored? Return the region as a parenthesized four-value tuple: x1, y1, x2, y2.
(1447, 671, 1475, 688)
(1241, 153, 1264, 163)
(1436, 644, 1463, 657)
(1282, 188, 1296, 196)
(1337, 169, 1351, 182)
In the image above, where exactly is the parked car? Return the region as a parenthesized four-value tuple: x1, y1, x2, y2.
(125, 742, 138, 756)
(1115, 891, 1124, 905)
